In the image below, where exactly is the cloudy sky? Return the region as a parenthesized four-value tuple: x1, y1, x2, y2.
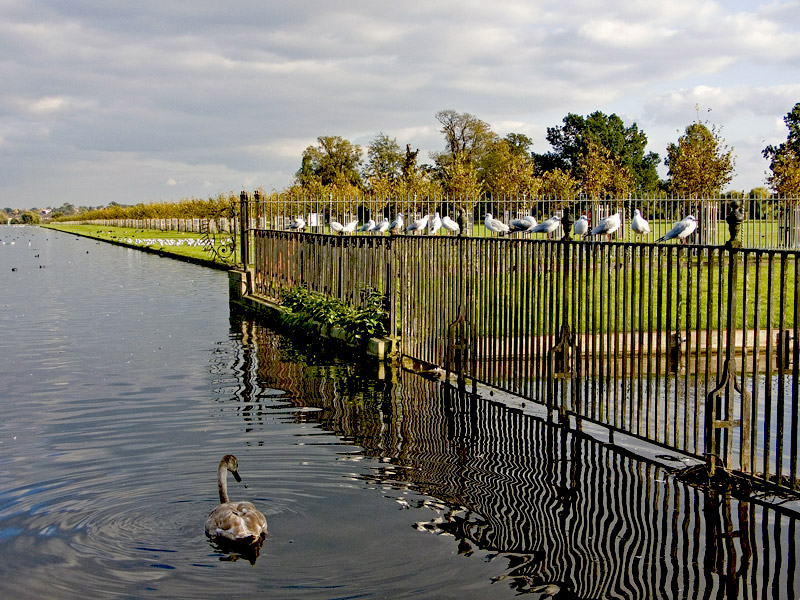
(2, 0, 799, 210)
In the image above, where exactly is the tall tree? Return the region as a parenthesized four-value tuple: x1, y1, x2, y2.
(535, 111, 660, 194)
(577, 139, 634, 198)
(431, 110, 498, 187)
(296, 135, 363, 191)
(364, 133, 403, 186)
(665, 117, 735, 197)
(481, 135, 540, 200)
(763, 103, 800, 196)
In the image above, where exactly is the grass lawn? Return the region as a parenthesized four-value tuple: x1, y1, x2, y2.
(42, 223, 238, 268)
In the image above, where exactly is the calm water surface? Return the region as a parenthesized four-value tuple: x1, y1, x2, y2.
(0, 225, 798, 599)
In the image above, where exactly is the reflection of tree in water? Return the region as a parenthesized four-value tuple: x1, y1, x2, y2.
(221, 314, 798, 599)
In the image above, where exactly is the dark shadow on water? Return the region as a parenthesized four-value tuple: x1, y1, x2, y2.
(207, 533, 266, 566)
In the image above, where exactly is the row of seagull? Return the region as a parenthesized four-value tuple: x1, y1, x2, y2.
(124, 237, 224, 247)
(287, 210, 698, 243)
(288, 212, 461, 236)
(485, 211, 698, 243)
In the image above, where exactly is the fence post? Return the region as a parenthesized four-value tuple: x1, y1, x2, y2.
(705, 201, 751, 477)
(239, 190, 250, 269)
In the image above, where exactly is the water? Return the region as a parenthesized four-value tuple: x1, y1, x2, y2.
(0, 225, 798, 599)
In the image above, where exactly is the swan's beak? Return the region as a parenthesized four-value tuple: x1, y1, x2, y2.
(232, 470, 242, 483)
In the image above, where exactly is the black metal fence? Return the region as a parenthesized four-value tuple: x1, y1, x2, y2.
(243, 191, 800, 248)
(241, 194, 800, 497)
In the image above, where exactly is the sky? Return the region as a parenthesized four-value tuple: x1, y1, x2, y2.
(2, 0, 799, 210)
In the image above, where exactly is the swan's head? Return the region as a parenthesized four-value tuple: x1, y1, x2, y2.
(221, 454, 242, 482)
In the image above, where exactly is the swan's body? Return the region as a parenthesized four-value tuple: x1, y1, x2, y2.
(205, 454, 267, 543)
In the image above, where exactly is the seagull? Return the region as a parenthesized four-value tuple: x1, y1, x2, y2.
(406, 214, 429, 234)
(656, 215, 697, 243)
(429, 212, 442, 236)
(588, 212, 622, 240)
(342, 220, 358, 235)
(441, 215, 460, 235)
(329, 220, 344, 234)
(484, 213, 510, 235)
(358, 219, 375, 233)
(509, 215, 538, 233)
(389, 214, 404, 234)
(530, 215, 561, 237)
(373, 217, 390, 234)
(631, 209, 651, 236)
(573, 215, 589, 236)
(287, 216, 306, 232)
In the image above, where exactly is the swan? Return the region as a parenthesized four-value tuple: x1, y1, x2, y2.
(205, 454, 267, 543)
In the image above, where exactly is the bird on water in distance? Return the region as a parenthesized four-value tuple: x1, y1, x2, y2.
(588, 212, 622, 240)
(631, 209, 651, 236)
(205, 454, 267, 543)
(656, 215, 697, 243)
(484, 213, 510, 235)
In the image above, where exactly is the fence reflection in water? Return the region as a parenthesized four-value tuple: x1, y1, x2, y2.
(229, 316, 800, 599)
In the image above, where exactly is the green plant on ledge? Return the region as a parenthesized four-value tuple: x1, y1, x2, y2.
(279, 285, 389, 344)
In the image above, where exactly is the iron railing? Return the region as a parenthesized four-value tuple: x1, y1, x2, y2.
(240, 194, 800, 497)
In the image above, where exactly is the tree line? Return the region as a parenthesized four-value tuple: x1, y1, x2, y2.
(286, 103, 800, 200)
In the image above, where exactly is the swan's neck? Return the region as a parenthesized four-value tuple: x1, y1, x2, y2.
(217, 465, 230, 504)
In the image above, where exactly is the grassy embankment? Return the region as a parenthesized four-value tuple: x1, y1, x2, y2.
(42, 223, 237, 270)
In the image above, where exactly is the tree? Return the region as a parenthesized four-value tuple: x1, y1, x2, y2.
(364, 133, 404, 188)
(431, 110, 498, 195)
(296, 136, 363, 191)
(665, 116, 735, 197)
(481, 135, 540, 201)
(535, 111, 660, 194)
(763, 103, 800, 196)
(577, 139, 634, 198)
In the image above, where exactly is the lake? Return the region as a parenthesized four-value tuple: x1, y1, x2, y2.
(0, 225, 798, 599)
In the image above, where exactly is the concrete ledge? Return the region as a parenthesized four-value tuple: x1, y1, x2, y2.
(228, 270, 394, 361)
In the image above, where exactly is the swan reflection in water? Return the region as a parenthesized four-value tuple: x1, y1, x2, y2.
(205, 454, 267, 564)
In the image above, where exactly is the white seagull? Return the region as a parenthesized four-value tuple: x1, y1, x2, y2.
(631, 209, 651, 236)
(342, 220, 359, 235)
(441, 215, 460, 235)
(588, 212, 622, 239)
(530, 215, 562, 236)
(329, 220, 344, 234)
(429, 212, 443, 236)
(509, 215, 538, 233)
(373, 217, 390, 234)
(389, 214, 404, 234)
(287, 216, 306, 232)
(656, 215, 697, 243)
(358, 219, 375, 233)
(484, 213, 510, 235)
(573, 215, 589, 236)
(406, 214, 429, 234)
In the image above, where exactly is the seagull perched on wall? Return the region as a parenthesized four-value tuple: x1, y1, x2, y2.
(631, 209, 651, 236)
(429, 212, 443, 236)
(374, 217, 390, 234)
(529, 215, 561, 237)
(329, 220, 344, 234)
(588, 212, 622, 240)
(509, 215, 538, 233)
(342, 220, 358, 235)
(657, 215, 697, 243)
(287, 216, 306, 232)
(573, 215, 589, 236)
(484, 213, 510, 235)
(406, 214, 429, 234)
(441, 215, 460, 235)
(389, 214, 404, 234)
(358, 219, 375, 233)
